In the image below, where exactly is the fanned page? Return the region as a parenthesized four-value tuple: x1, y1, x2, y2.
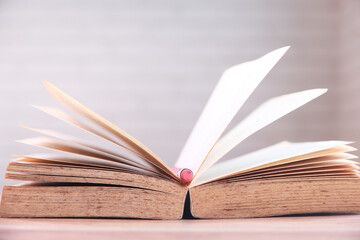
(19, 125, 155, 170)
(43, 82, 178, 180)
(14, 82, 180, 183)
(31, 105, 146, 159)
(11, 154, 160, 175)
(192, 140, 357, 186)
(193, 88, 327, 179)
(175, 46, 290, 174)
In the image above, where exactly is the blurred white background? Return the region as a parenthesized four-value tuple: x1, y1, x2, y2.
(0, 0, 359, 187)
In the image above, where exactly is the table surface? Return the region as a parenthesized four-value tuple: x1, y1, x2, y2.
(1, 215, 360, 240)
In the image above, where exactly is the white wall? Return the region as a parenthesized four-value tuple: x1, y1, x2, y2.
(338, 0, 360, 145)
(0, 0, 357, 187)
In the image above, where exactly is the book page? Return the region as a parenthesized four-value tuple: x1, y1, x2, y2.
(194, 88, 327, 179)
(241, 155, 357, 174)
(12, 155, 162, 176)
(20, 125, 154, 170)
(43, 81, 178, 180)
(192, 140, 354, 186)
(175, 46, 290, 173)
(13, 154, 143, 171)
(17, 137, 156, 173)
(229, 161, 359, 180)
(32, 105, 148, 161)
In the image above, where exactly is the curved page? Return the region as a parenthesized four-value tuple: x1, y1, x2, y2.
(175, 46, 290, 173)
(192, 140, 354, 186)
(17, 137, 156, 173)
(32, 105, 148, 162)
(20, 125, 154, 170)
(194, 88, 327, 179)
(43, 81, 178, 180)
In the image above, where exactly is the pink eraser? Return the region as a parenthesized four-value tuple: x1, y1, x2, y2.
(170, 167, 193, 185)
(179, 168, 193, 185)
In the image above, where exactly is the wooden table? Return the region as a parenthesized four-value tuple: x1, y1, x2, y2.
(1, 215, 360, 240)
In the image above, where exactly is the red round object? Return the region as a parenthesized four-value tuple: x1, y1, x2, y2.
(179, 168, 193, 184)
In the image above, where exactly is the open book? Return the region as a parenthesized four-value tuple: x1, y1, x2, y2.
(1, 47, 359, 219)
